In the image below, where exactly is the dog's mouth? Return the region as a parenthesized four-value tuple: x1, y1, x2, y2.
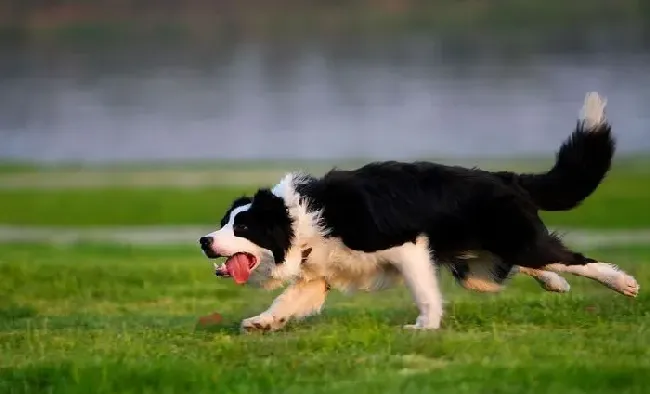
(203, 249, 221, 259)
(214, 252, 259, 285)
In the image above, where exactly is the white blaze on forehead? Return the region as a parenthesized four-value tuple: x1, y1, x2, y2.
(223, 204, 252, 229)
(204, 203, 264, 257)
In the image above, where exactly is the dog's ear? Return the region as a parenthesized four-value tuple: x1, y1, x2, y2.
(252, 189, 286, 212)
(252, 188, 275, 201)
(250, 188, 293, 227)
(249, 188, 294, 264)
(232, 195, 253, 207)
(232, 196, 253, 207)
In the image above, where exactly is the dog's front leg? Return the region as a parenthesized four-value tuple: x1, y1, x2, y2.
(241, 278, 329, 333)
(391, 237, 443, 330)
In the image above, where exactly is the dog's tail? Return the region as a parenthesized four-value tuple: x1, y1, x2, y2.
(494, 92, 615, 211)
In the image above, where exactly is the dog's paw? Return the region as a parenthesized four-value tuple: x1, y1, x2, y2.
(535, 272, 571, 293)
(590, 264, 640, 298)
(240, 314, 288, 333)
(403, 324, 439, 330)
(402, 315, 441, 330)
(609, 274, 640, 298)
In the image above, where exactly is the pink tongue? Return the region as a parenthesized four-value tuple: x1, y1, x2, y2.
(226, 253, 253, 285)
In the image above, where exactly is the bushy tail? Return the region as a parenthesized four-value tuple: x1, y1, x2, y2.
(494, 92, 616, 211)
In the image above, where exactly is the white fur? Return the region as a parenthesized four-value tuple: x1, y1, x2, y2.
(581, 91, 607, 130)
(241, 278, 328, 332)
(514, 266, 571, 293)
(388, 237, 443, 329)
(543, 262, 639, 297)
(203, 203, 275, 277)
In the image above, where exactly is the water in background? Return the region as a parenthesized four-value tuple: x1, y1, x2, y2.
(1, 30, 650, 164)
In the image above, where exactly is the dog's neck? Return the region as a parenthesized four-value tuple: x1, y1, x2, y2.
(268, 172, 329, 280)
(272, 171, 329, 244)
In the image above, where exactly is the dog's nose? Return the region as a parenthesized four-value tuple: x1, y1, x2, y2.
(199, 237, 213, 249)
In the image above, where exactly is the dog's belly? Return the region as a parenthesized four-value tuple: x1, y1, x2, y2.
(326, 265, 403, 293)
(301, 238, 404, 293)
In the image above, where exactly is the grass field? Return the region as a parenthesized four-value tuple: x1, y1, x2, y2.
(0, 159, 648, 393)
(0, 242, 648, 393)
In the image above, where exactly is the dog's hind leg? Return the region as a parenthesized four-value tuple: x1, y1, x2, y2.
(502, 232, 639, 298)
(447, 251, 571, 293)
(447, 251, 509, 293)
(541, 261, 639, 297)
(511, 266, 571, 293)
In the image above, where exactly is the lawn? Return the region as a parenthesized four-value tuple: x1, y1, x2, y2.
(0, 158, 649, 229)
(0, 242, 648, 393)
(0, 158, 648, 393)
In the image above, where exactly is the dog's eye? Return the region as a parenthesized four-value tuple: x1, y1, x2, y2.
(233, 224, 248, 232)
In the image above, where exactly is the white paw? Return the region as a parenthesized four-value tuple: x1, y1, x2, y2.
(403, 324, 440, 330)
(607, 274, 640, 298)
(240, 314, 288, 333)
(402, 315, 441, 330)
(535, 273, 571, 293)
(589, 263, 640, 298)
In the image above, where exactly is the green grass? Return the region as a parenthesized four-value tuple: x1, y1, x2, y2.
(0, 162, 40, 175)
(0, 187, 252, 227)
(1, 163, 649, 229)
(0, 242, 648, 393)
(542, 169, 650, 229)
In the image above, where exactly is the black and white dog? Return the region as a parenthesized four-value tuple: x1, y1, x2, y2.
(199, 92, 639, 332)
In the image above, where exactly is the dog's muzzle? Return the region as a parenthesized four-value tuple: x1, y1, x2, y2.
(198, 236, 222, 259)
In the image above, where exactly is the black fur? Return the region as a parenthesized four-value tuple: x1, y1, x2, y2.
(228, 189, 294, 263)
(492, 120, 615, 211)
(220, 196, 253, 227)
(441, 252, 516, 287)
(446, 259, 471, 283)
(297, 161, 593, 271)
(218, 119, 612, 284)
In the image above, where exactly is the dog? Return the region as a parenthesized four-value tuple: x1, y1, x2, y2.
(199, 92, 639, 332)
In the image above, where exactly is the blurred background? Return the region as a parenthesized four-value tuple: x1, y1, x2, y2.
(1, 0, 650, 165)
(0, 0, 649, 233)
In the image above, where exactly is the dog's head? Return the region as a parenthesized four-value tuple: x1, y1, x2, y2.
(199, 189, 295, 287)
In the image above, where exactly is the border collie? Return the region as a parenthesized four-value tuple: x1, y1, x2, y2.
(199, 92, 639, 332)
